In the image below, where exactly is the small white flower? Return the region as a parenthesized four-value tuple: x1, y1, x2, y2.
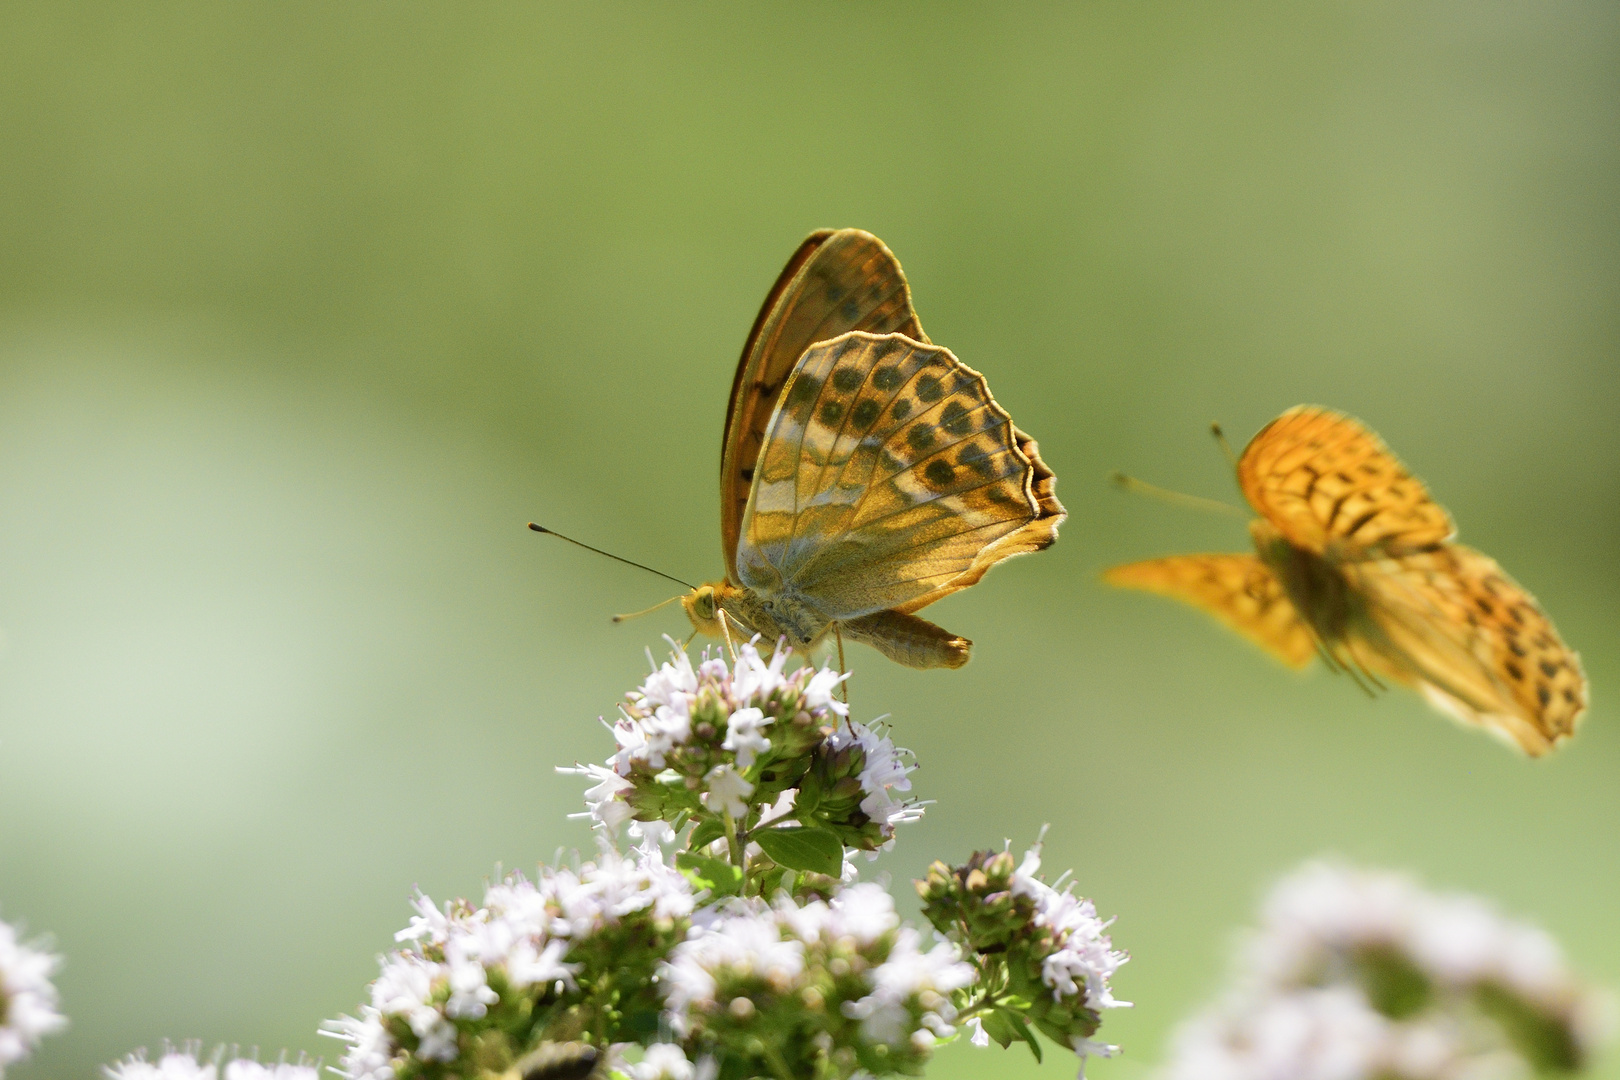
(967, 1016, 990, 1047)
(803, 666, 849, 716)
(319, 1007, 394, 1080)
(558, 762, 638, 832)
(630, 1042, 699, 1080)
(702, 763, 754, 819)
(0, 915, 66, 1073)
(721, 705, 774, 768)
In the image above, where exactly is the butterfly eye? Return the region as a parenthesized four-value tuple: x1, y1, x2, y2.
(696, 588, 716, 619)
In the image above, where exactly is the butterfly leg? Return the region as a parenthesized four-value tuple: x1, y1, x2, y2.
(716, 608, 739, 662)
(1318, 638, 1381, 698)
(834, 623, 850, 710)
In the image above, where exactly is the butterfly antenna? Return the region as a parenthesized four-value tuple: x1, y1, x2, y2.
(528, 523, 697, 590)
(612, 595, 684, 623)
(1210, 422, 1239, 470)
(1109, 473, 1249, 519)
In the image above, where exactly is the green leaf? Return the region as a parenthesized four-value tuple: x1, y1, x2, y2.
(753, 825, 844, 876)
(687, 817, 725, 850)
(676, 851, 743, 896)
(979, 1009, 1019, 1050)
(1008, 1011, 1043, 1063)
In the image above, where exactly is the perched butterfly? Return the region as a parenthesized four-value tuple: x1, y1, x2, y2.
(1106, 405, 1587, 755)
(678, 228, 1065, 668)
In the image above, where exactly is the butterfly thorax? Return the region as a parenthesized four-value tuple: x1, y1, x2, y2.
(1249, 519, 1358, 647)
(682, 579, 828, 650)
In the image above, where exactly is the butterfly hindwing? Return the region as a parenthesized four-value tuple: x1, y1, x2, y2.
(719, 229, 927, 580)
(1347, 544, 1587, 755)
(737, 331, 1063, 621)
(1104, 554, 1317, 669)
(1237, 406, 1455, 557)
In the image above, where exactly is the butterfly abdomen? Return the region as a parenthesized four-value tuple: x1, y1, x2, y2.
(841, 610, 972, 669)
(1251, 520, 1355, 647)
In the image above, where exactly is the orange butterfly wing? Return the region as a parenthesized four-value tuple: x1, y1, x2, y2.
(1104, 554, 1317, 669)
(1236, 406, 1455, 557)
(719, 229, 927, 580)
(1346, 545, 1587, 756)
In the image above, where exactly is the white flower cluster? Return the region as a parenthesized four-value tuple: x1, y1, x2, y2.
(825, 719, 923, 845)
(0, 914, 66, 1075)
(322, 845, 695, 1079)
(568, 640, 847, 830)
(1161, 861, 1613, 1080)
(104, 1045, 317, 1080)
(620, 639, 846, 771)
(663, 882, 974, 1052)
(1012, 845, 1132, 1016)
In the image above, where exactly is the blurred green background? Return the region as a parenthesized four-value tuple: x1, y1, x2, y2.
(1, 3, 1616, 1077)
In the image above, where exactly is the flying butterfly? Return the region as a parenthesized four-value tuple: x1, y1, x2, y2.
(1106, 405, 1587, 755)
(535, 229, 1063, 669)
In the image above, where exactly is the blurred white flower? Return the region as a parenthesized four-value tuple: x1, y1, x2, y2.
(105, 1046, 317, 1080)
(1160, 860, 1612, 1080)
(629, 1041, 717, 1080)
(0, 914, 66, 1075)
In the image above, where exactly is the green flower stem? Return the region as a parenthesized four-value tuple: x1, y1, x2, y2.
(761, 1040, 797, 1080)
(723, 807, 746, 871)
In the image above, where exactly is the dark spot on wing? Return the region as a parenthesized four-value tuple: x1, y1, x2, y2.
(826, 284, 845, 303)
(916, 374, 943, 403)
(1504, 661, 1523, 681)
(787, 374, 823, 407)
(1507, 640, 1527, 657)
(819, 400, 844, 425)
(1507, 605, 1526, 626)
(941, 400, 973, 436)
(832, 367, 863, 393)
(907, 425, 935, 452)
(741, 467, 754, 481)
(851, 399, 881, 429)
(891, 398, 912, 420)
(1564, 688, 1578, 704)
(1539, 660, 1559, 678)
(957, 443, 995, 478)
(1475, 597, 1494, 616)
(840, 299, 859, 321)
(1537, 685, 1551, 707)
(872, 365, 902, 391)
(923, 460, 954, 488)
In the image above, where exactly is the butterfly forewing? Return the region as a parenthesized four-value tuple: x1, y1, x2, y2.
(1105, 555, 1317, 669)
(719, 229, 927, 579)
(1237, 406, 1455, 557)
(1347, 544, 1587, 755)
(737, 332, 1062, 621)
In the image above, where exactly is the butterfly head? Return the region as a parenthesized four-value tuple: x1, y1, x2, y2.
(681, 580, 734, 639)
